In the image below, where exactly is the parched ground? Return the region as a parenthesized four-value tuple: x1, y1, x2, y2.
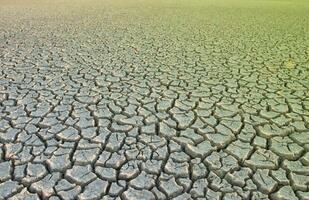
(0, 0, 309, 199)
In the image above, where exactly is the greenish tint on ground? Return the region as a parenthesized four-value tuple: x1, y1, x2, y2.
(0, 0, 308, 199)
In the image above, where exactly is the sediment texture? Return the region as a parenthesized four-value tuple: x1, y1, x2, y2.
(0, 0, 309, 199)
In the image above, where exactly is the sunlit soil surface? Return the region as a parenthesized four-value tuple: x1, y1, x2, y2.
(0, 0, 309, 199)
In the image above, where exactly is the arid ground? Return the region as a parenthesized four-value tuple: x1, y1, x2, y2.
(0, 0, 308, 199)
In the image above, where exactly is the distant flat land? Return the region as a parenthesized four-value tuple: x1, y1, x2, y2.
(0, 0, 308, 199)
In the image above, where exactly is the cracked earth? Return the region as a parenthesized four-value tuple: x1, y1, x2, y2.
(0, 0, 309, 199)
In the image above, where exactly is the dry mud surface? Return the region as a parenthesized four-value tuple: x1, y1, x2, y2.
(0, 0, 309, 199)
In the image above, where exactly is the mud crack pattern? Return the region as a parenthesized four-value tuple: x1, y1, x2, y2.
(0, 0, 309, 199)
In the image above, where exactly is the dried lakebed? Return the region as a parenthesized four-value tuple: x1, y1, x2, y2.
(0, 0, 309, 199)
